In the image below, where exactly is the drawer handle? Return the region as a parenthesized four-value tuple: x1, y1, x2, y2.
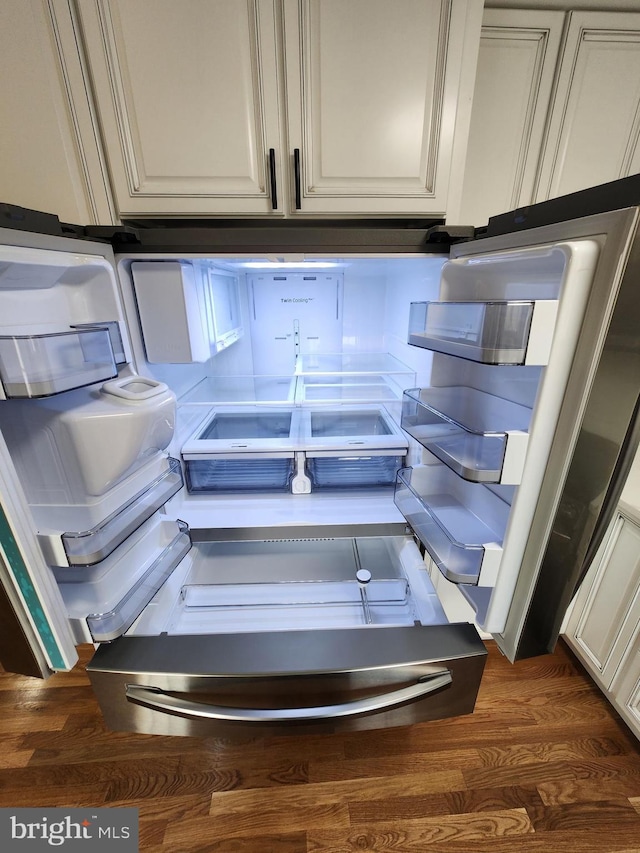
(125, 670, 452, 723)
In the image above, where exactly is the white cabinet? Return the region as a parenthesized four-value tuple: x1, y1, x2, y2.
(282, 0, 482, 216)
(457, 8, 640, 226)
(73, 0, 482, 218)
(455, 8, 564, 225)
(536, 11, 640, 201)
(612, 642, 640, 736)
(74, 0, 284, 217)
(564, 505, 640, 739)
(0, 0, 114, 224)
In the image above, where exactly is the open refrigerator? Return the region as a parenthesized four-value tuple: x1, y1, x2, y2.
(0, 176, 639, 737)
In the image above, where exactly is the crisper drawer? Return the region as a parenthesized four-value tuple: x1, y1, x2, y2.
(87, 624, 486, 738)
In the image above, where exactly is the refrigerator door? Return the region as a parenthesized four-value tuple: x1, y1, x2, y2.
(0, 223, 124, 675)
(443, 205, 640, 661)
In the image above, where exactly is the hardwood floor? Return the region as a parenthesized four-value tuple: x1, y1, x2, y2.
(0, 640, 639, 852)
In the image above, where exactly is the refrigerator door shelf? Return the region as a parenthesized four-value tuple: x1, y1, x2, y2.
(401, 387, 531, 484)
(87, 624, 486, 737)
(394, 465, 507, 586)
(55, 517, 192, 643)
(54, 458, 184, 567)
(0, 328, 117, 398)
(407, 300, 559, 365)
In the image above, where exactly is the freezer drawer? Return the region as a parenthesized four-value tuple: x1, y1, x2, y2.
(87, 624, 486, 738)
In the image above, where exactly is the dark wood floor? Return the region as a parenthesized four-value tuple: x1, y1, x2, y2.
(0, 640, 639, 852)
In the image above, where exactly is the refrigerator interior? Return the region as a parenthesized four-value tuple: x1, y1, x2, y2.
(0, 235, 604, 663)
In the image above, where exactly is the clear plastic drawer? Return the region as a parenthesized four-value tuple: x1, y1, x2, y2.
(408, 300, 558, 365)
(306, 454, 404, 490)
(401, 388, 531, 484)
(0, 328, 117, 397)
(185, 456, 294, 493)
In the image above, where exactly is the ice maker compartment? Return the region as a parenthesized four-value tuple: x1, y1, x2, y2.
(0, 328, 116, 397)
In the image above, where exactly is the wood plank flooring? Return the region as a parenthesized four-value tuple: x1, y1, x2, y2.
(0, 640, 639, 852)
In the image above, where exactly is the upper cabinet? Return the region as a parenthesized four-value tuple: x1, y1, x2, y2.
(281, 0, 482, 216)
(73, 0, 482, 218)
(0, 0, 114, 224)
(455, 8, 564, 226)
(535, 11, 640, 201)
(457, 7, 640, 226)
(74, 0, 284, 217)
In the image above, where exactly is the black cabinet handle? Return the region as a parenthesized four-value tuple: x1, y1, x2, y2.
(268, 148, 277, 210)
(293, 148, 302, 210)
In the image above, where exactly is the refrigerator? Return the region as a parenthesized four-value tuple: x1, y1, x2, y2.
(0, 176, 639, 738)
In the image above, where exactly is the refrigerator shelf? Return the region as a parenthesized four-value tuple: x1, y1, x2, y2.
(401, 387, 531, 484)
(296, 353, 414, 376)
(0, 327, 117, 398)
(297, 375, 407, 405)
(60, 458, 184, 567)
(407, 300, 558, 365)
(394, 464, 507, 586)
(179, 375, 297, 406)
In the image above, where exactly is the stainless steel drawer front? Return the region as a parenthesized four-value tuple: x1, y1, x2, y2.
(87, 624, 486, 738)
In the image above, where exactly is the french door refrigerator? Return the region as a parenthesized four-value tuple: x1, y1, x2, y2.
(0, 176, 638, 738)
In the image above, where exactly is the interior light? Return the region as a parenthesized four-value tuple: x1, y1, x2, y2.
(240, 261, 341, 269)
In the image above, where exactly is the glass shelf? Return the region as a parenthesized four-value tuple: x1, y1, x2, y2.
(401, 387, 531, 484)
(296, 353, 414, 376)
(179, 375, 297, 406)
(0, 328, 116, 398)
(408, 300, 557, 365)
(61, 458, 183, 567)
(394, 464, 507, 585)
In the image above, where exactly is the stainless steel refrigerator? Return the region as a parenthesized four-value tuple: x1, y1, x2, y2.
(0, 176, 638, 737)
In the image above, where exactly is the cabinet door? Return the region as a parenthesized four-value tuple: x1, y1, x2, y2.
(611, 640, 640, 740)
(75, 0, 283, 217)
(0, 0, 113, 224)
(536, 11, 640, 201)
(456, 8, 564, 226)
(282, 0, 482, 216)
(565, 512, 640, 689)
